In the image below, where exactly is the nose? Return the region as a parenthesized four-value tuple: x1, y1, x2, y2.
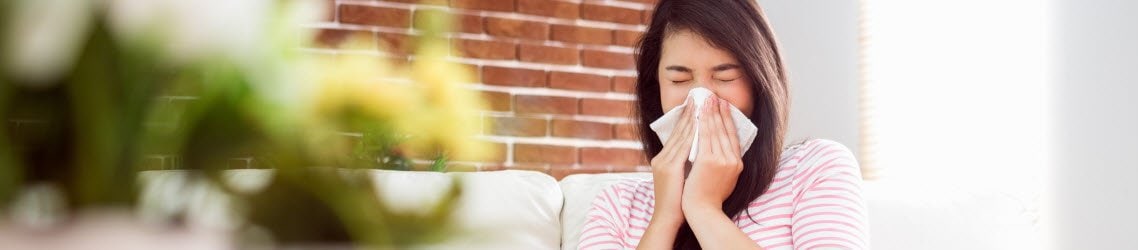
(691, 78, 720, 97)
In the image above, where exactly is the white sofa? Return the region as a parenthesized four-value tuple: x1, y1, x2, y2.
(138, 169, 1040, 249)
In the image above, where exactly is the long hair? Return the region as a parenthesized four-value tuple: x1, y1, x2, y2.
(633, 0, 790, 248)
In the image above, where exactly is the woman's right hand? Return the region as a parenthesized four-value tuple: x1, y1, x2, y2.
(649, 96, 698, 224)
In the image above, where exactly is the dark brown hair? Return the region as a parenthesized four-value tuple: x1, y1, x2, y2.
(633, 0, 790, 248)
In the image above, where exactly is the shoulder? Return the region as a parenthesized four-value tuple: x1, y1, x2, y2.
(782, 139, 862, 183)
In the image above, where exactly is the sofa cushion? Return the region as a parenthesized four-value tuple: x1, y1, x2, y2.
(385, 170, 563, 249)
(558, 172, 651, 250)
(138, 169, 563, 249)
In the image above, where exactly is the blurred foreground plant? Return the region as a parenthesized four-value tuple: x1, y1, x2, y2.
(0, 0, 489, 247)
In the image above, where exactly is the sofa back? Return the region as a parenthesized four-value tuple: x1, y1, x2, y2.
(138, 169, 564, 249)
(139, 169, 1041, 249)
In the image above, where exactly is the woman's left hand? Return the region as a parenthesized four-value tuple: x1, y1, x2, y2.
(682, 96, 744, 214)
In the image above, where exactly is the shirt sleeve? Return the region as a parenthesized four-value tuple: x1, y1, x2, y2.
(790, 140, 870, 249)
(578, 181, 633, 250)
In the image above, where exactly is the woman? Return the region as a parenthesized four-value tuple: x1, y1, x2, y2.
(577, 0, 868, 249)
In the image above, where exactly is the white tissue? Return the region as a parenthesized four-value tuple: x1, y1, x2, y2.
(648, 87, 758, 162)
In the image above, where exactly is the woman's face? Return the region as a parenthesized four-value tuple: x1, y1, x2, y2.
(657, 29, 754, 117)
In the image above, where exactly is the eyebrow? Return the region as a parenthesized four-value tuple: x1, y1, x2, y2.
(664, 63, 740, 73)
(664, 65, 691, 73)
(711, 63, 741, 72)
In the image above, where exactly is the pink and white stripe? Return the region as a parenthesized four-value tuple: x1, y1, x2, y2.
(578, 139, 869, 249)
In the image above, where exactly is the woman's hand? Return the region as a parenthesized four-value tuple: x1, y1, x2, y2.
(682, 97, 744, 214)
(649, 96, 698, 224)
(637, 97, 699, 250)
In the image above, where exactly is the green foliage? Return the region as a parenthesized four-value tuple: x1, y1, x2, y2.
(0, 0, 476, 247)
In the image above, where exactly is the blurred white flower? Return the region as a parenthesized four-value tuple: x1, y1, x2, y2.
(105, 0, 327, 115)
(105, 0, 285, 66)
(243, 0, 328, 112)
(164, 0, 270, 64)
(2, 0, 93, 86)
(103, 0, 166, 44)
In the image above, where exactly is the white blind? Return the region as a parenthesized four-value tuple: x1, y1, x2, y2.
(859, 0, 1045, 196)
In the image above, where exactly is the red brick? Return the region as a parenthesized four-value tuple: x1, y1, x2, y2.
(514, 144, 578, 164)
(485, 17, 549, 40)
(484, 116, 548, 137)
(516, 95, 578, 115)
(453, 39, 516, 60)
(580, 147, 645, 166)
(642, 8, 653, 24)
(378, 32, 413, 56)
(581, 4, 642, 25)
(457, 14, 484, 34)
(314, 29, 374, 48)
(613, 29, 644, 47)
(480, 91, 512, 112)
(322, 0, 335, 21)
(482, 66, 546, 87)
(518, 44, 579, 65)
(389, 0, 446, 5)
(412, 10, 483, 34)
(613, 123, 640, 140)
(461, 63, 481, 81)
(450, 0, 515, 12)
(517, 0, 580, 19)
(548, 71, 610, 92)
(612, 76, 637, 93)
(450, 142, 508, 162)
(551, 119, 612, 140)
(506, 164, 552, 174)
(339, 5, 411, 28)
(581, 98, 633, 117)
(413, 9, 468, 32)
(582, 50, 635, 70)
(550, 24, 612, 45)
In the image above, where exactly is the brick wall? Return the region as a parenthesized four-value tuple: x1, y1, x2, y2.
(310, 0, 658, 179)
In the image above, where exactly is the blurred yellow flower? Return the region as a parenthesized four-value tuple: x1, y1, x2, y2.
(304, 31, 495, 166)
(405, 40, 492, 162)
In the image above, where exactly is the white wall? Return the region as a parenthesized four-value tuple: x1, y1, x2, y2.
(859, 1, 1047, 248)
(758, 0, 1138, 248)
(758, 0, 862, 153)
(1046, 0, 1138, 248)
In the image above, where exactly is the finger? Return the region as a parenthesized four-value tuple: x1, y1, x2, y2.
(664, 97, 698, 161)
(708, 97, 730, 159)
(669, 102, 698, 163)
(712, 98, 738, 157)
(661, 96, 696, 150)
(723, 97, 741, 156)
(669, 113, 696, 165)
(676, 95, 696, 131)
(718, 98, 742, 156)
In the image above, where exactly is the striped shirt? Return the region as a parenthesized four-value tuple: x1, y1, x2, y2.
(578, 139, 869, 249)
